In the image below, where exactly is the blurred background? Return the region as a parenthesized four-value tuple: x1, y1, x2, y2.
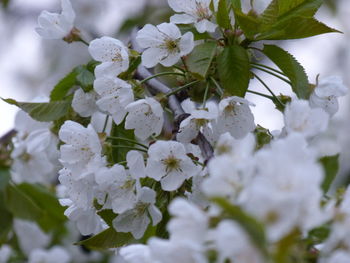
(0, 0, 349, 177)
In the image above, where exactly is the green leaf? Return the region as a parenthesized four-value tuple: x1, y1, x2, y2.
(75, 66, 95, 92)
(97, 209, 117, 227)
(0, 192, 12, 244)
(178, 24, 212, 41)
(3, 98, 72, 122)
(259, 0, 323, 27)
(217, 44, 250, 97)
(320, 154, 340, 194)
(76, 228, 133, 250)
(231, 0, 241, 10)
(234, 10, 260, 39)
(50, 70, 78, 101)
(256, 16, 340, 40)
(4, 184, 43, 221)
(213, 197, 268, 257)
(186, 42, 217, 80)
(254, 125, 272, 150)
(217, 0, 232, 29)
(261, 45, 310, 99)
(0, 168, 10, 191)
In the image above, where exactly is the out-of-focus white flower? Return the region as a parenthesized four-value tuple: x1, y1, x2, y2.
(125, 98, 164, 140)
(310, 76, 348, 116)
(89, 37, 129, 78)
(284, 99, 329, 138)
(202, 133, 255, 199)
(11, 111, 60, 184)
(36, 0, 76, 39)
(72, 88, 99, 117)
(168, 0, 217, 33)
(136, 23, 194, 68)
(320, 250, 350, 263)
(28, 246, 71, 263)
(146, 141, 201, 191)
(167, 198, 208, 243)
(0, 245, 11, 263)
(113, 187, 162, 239)
(94, 76, 134, 125)
(59, 121, 105, 178)
(177, 109, 216, 143)
(216, 96, 255, 139)
(13, 220, 51, 256)
(240, 134, 327, 242)
(212, 220, 263, 263)
(119, 245, 155, 263)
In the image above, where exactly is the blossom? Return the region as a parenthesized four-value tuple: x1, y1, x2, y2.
(211, 220, 263, 263)
(28, 246, 71, 263)
(113, 187, 162, 239)
(309, 76, 348, 116)
(284, 99, 329, 138)
(94, 76, 134, 125)
(177, 109, 216, 143)
(168, 0, 217, 33)
(95, 164, 138, 214)
(88, 36, 129, 78)
(119, 245, 155, 263)
(240, 134, 326, 241)
(216, 96, 255, 139)
(136, 22, 194, 68)
(35, 0, 76, 39)
(59, 121, 105, 178)
(72, 88, 99, 117)
(125, 98, 164, 140)
(146, 141, 201, 191)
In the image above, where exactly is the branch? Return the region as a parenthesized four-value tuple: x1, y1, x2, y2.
(130, 28, 214, 161)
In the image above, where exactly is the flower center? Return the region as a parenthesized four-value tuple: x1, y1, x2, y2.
(112, 52, 122, 62)
(162, 156, 181, 173)
(164, 39, 179, 53)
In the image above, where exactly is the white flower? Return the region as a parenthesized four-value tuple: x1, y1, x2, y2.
(320, 250, 350, 263)
(136, 22, 194, 68)
(284, 99, 329, 138)
(95, 164, 137, 214)
(125, 98, 164, 140)
(167, 198, 208, 243)
(36, 0, 75, 39)
(310, 76, 348, 116)
(240, 134, 326, 241)
(59, 121, 105, 178)
(146, 141, 201, 191)
(13, 220, 51, 256)
(72, 88, 99, 117)
(94, 76, 134, 125)
(113, 187, 162, 239)
(119, 245, 155, 263)
(61, 200, 104, 235)
(168, 0, 217, 33)
(216, 96, 255, 139)
(212, 220, 263, 263)
(0, 245, 11, 263)
(177, 109, 216, 143)
(89, 36, 129, 78)
(28, 246, 71, 263)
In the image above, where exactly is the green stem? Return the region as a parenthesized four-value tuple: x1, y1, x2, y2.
(247, 90, 274, 100)
(252, 66, 292, 85)
(102, 115, 110, 133)
(210, 77, 224, 97)
(109, 145, 148, 153)
(202, 82, 210, 108)
(252, 73, 284, 107)
(107, 136, 148, 149)
(251, 62, 287, 77)
(166, 80, 200, 97)
(78, 37, 89, 46)
(139, 72, 185, 84)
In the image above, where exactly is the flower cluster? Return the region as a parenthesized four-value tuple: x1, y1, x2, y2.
(1, 0, 349, 262)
